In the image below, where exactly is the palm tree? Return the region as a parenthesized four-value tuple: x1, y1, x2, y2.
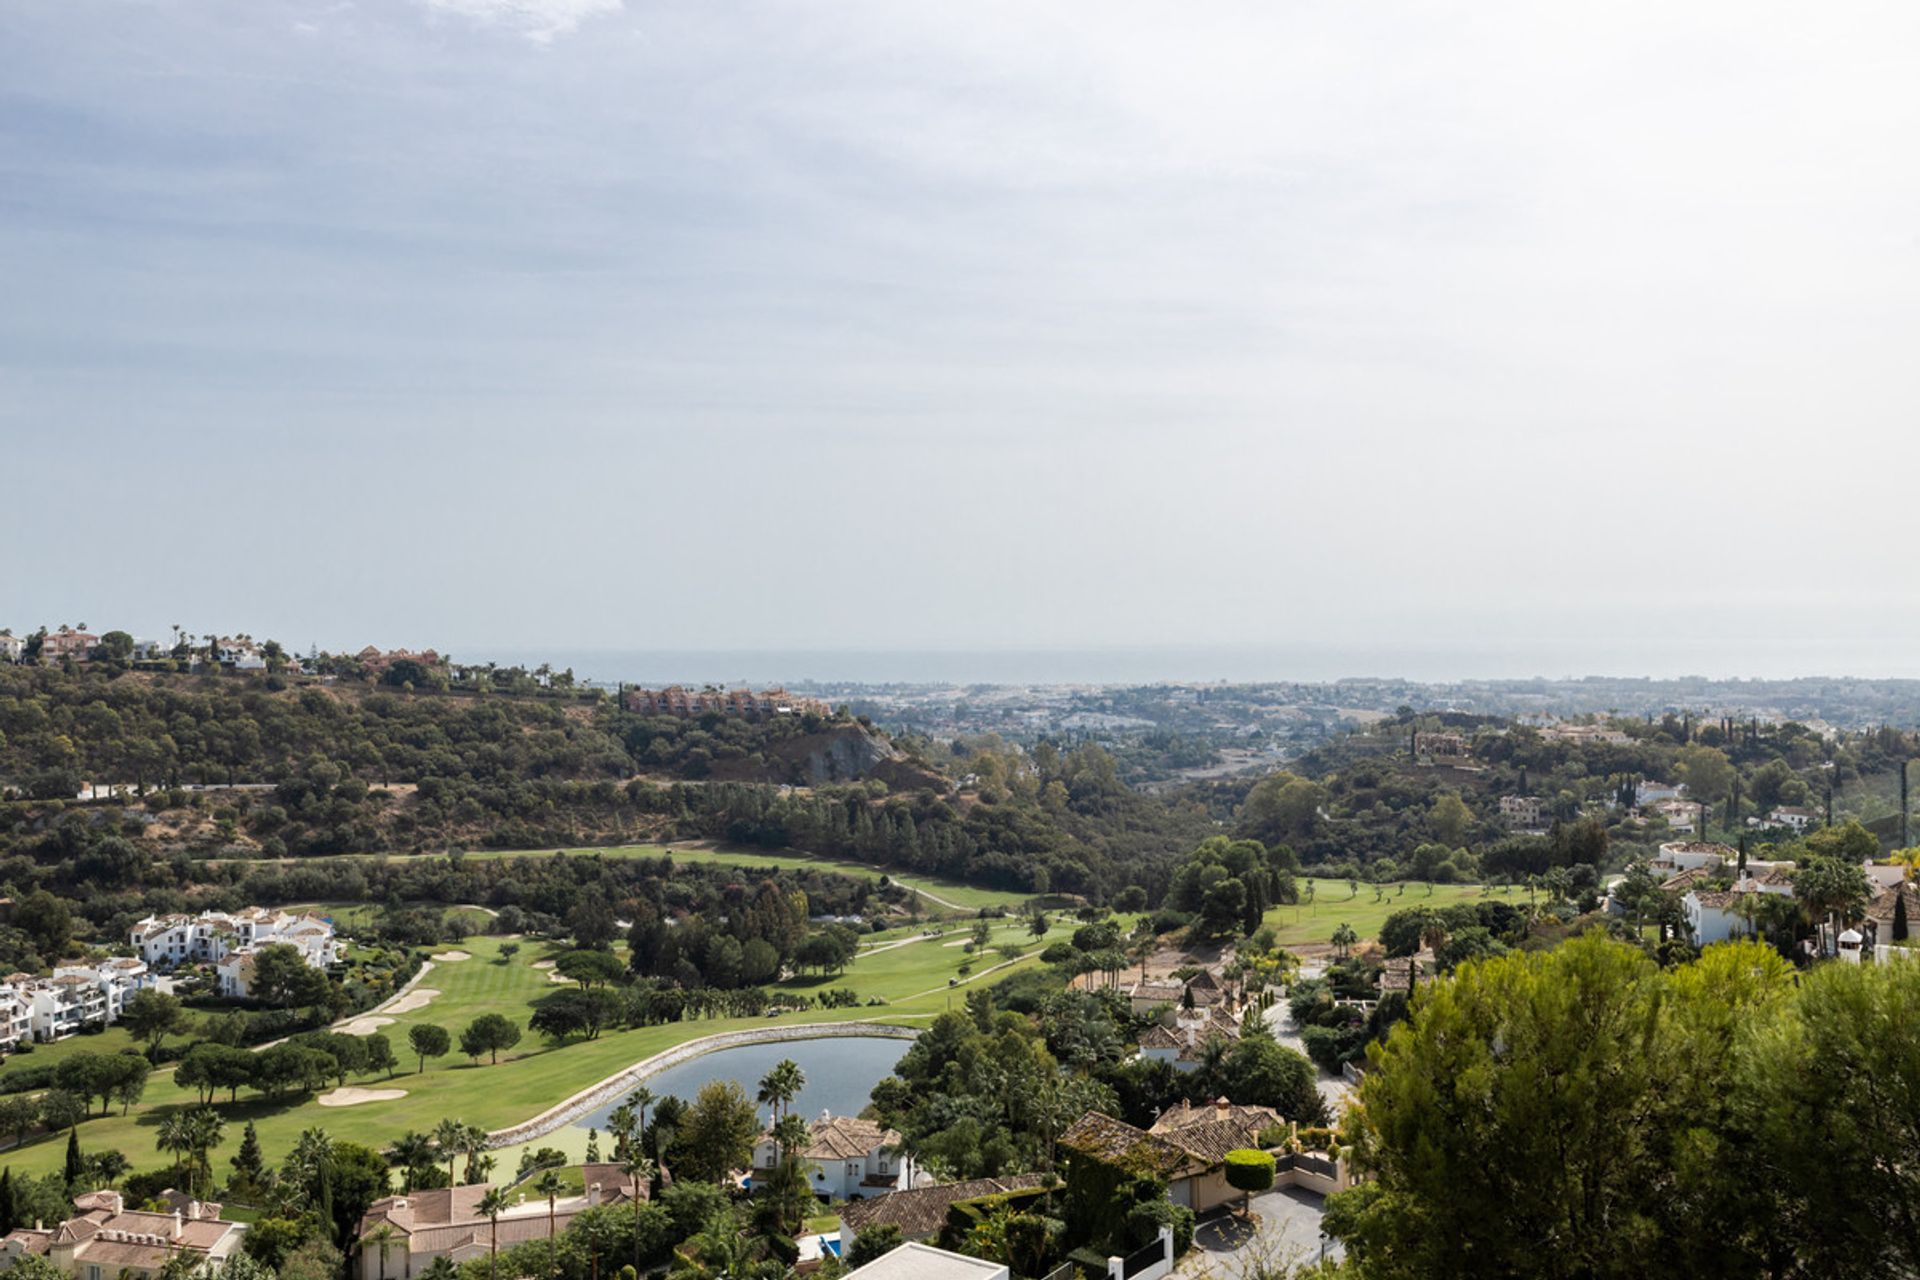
(366, 1224, 399, 1280)
(606, 1103, 636, 1159)
(391, 1132, 437, 1193)
(673, 1210, 754, 1280)
(477, 1188, 510, 1280)
(756, 1060, 804, 1124)
(533, 1170, 566, 1280)
(433, 1118, 464, 1186)
(621, 1153, 656, 1273)
(625, 1086, 654, 1146)
(185, 1108, 226, 1196)
(156, 1112, 193, 1185)
(1330, 923, 1357, 961)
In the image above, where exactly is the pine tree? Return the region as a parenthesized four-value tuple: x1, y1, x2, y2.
(231, 1122, 265, 1193)
(64, 1129, 83, 1190)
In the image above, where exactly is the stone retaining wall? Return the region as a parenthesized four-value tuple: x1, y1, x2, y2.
(486, 1021, 922, 1148)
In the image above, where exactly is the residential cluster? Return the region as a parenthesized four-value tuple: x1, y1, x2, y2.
(0, 958, 152, 1051)
(129, 908, 340, 999)
(1, 1190, 245, 1280)
(1617, 840, 1920, 956)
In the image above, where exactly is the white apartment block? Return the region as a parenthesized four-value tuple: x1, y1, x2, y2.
(129, 908, 338, 991)
(0, 958, 150, 1047)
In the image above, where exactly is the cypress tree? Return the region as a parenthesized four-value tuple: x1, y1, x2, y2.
(316, 1156, 337, 1247)
(1896, 891, 1910, 943)
(64, 1128, 83, 1190)
(0, 1168, 16, 1236)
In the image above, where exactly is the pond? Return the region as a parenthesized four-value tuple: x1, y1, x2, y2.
(570, 1035, 912, 1133)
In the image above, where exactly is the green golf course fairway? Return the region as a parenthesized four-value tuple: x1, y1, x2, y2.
(1261, 877, 1493, 948)
(0, 915, 1093, 1182)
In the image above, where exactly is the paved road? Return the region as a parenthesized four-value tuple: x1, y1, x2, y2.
(1181, 1189, 1341, 1277)
(1265, 970, 1356, 1114)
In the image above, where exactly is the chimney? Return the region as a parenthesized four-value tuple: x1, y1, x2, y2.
(172, 1211, 183, 1239)
(188, 1202, 201, 1222)
(587, 1183, 601, 1208)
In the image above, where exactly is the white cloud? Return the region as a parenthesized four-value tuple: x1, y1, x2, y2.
(419, 0, 620, 43)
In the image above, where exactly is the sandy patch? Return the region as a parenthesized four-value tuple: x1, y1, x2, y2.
(386, 987, 442, 1015)
(338, 1015, 396, 1036)
(532, 960, 556, 970)
(548, 971, 572, 984)
(942, 938, 975, 948)
(319, 1087, 407, 1108)
(431, 950, 472, 962)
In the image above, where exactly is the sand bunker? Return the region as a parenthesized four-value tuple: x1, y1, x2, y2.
(548, 971, 572, 984)
(319, 1087, 407, 1108)
(431, 950, 472, 962)
(386, 987, 442, 1015)
(338, 1015, 396, 1036)
(532, 959, 556, 970)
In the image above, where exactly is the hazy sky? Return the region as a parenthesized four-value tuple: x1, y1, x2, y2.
(5, 1, 1919, 677)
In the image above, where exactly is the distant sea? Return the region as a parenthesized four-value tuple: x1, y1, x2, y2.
(458, 639, 1920, 687)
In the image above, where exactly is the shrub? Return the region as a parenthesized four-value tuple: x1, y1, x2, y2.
(1224, 1149, 1276, 1209)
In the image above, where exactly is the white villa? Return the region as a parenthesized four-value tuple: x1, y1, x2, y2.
(1683, 871, 1797, 945)
(129, 909, 337, 996)
(1653, 842, 1736, 874)
(753, 1113, 913, 1202)
(1137, 1006, 1243, 1074)
(1766, 806, 1818, 832)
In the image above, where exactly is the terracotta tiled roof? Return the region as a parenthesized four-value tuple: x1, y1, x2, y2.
(838, 1175, 1048, 1237)
(3, 1229, 51, 1256)
(1138, 1025, 1181, 1051)
(1660, 868, 1712, 892)
(1149, 1100, 1283, 1163)
(1058, 1112, 1190, 1176)
(785, 1115, 899, 1161)
(1866, 882, 1920, 927)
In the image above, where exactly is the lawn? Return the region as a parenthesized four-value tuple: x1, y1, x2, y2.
(0, 1025, 142, 1083)
(1261, 878, 1492, 949)
(0, 915, 1095, 1183)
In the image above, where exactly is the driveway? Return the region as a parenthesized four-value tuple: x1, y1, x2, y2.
(1265, 975, 1355, 1114)
(1181, 1188, 1342, 1276)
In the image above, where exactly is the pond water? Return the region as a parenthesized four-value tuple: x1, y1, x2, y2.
(571, 1035, 912, 1132)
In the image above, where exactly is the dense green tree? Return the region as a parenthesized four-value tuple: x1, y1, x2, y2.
(668, 1081, 760, 1184)
(409, 1024, 452, 1073)
(460, 1014, 523, 1064)
(1329, 935, 1792, 1280)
